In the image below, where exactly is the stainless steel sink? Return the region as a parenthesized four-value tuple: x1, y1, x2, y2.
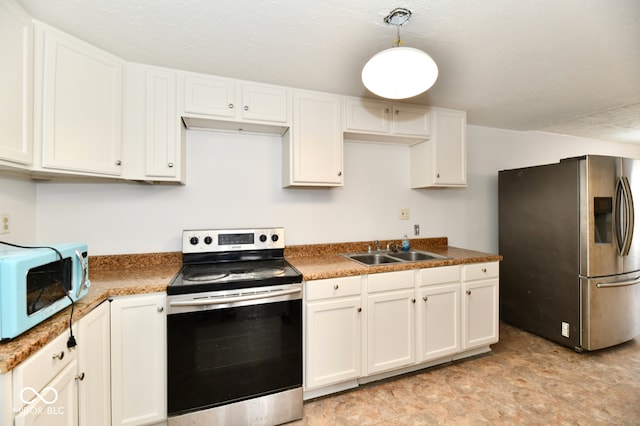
(347, 253, 402, 266)
(343, 250, 447, 266)
(388, 251, 443, 262)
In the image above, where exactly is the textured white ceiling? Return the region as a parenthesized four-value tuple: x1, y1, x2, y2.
(16, 0, 640, 144)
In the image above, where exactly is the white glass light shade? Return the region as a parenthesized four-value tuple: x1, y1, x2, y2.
(362, 47, 438, 99)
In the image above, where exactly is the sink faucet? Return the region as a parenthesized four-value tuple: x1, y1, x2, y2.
(374, 240, 381, 251)
(387, 242, 399, 253)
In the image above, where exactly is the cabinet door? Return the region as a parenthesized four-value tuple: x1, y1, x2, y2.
(391, 105, 430, 137)
(111, 293, 166, 426)
(367, 288, 415, 374)
(37, 22, 123, 176)
(77, 301, 110, 426)
(462, 279, 499, 349)
(14, 359, 79, 426)
(344, 98, 389, 133)
(145, 68, 181, 178)
(284, 90, 343, 186)
(418, 283, 460, 362)
(0, 0, 33, 166)
(305, 296, 362, 389)
(241, 84, 289, 123)
(432, 108, 466, 185)
(183, 74, 235, 118)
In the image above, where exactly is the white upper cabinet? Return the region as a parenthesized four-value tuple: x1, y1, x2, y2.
(122, 63, 185, 183)
(283, 90, 343, 187)
(0, 0, 33, 168)
(410, 107, 467, 188)
(344, 97, 430, 144)
(181, 72, 290, 134)
(33, 20, 124, 177)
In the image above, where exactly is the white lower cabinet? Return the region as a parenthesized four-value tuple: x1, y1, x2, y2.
(366, 270, 415, 375)
(304, 262, 499, 399)
(304, 276, 362, 391)
(461, 262, 500, 349)
(11, 301, 110, 426)
(417, 266, 461, 362)
(110, 293, 166, 426)
(77, 301, 111, 426)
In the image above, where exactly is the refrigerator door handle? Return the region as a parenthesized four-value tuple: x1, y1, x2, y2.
(596, 276, 640, 288)
(615, 177, 635, 256)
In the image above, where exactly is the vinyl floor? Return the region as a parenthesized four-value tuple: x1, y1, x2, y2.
(293, 322, 640, 425)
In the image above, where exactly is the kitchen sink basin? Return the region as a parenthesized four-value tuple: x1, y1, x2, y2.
(388, 251, 442, 262)
(348, 253, 402, 266)
(343, 250, 448, 266)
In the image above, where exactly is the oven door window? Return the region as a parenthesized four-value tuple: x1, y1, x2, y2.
(26, 258, 71, 315)
(167, 299, 302, 416)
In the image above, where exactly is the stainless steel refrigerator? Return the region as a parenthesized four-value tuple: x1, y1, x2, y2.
(499, 155, 640, 351)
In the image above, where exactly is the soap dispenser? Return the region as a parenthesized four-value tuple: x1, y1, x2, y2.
(401, 234, 410, 251)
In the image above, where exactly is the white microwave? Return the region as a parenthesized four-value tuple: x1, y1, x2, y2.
(0, 242, 90, 340)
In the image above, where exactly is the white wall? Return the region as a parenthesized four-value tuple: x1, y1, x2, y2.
(32, 126, 640, 255)
(0, 171, 37, 244)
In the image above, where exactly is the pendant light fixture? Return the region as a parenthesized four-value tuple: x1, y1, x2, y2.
(361, 8, 438, 99)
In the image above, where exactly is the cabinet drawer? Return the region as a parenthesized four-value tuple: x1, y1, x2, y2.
(305, 276, 361, 301)
(419, 265, 460, 286)
(462, 262, 499, 281)
(13, 330, 77, 409)
(367, 270, 415, 293)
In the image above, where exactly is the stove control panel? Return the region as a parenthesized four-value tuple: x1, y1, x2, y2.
(182, 227, 285, 253)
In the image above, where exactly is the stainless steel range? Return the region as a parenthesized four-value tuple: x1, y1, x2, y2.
(167, 227, 303, 426)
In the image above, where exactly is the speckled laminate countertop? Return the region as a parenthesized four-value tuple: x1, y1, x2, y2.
(0, 238, 500, 373)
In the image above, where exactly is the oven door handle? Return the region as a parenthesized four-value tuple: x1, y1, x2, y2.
(169, 287, 302, 307)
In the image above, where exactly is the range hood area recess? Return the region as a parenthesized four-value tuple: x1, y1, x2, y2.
(181, 116, 289, 137)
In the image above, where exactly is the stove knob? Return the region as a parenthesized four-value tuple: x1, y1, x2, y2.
(204, 236, 213, 245)
(271, 234, 279, 242)
(259, 234, 268, 243)
(190, 236, 199, 245)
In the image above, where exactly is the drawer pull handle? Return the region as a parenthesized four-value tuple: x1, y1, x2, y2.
(52, 351, 64, 360)
(423, 296, 428, 302)
(75, 372, 85, 381)
(482, 268, 487, 273)
(466, 290, 472, 295)
(357, 307, 362, 312)
(334, 284, 339, 290)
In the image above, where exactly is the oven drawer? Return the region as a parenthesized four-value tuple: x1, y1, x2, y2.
(12, 329, 77, 411)
(305, 276, 362, 301)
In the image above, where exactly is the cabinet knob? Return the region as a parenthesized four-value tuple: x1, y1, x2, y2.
(482, 268, 487, 273)
(423, 296, 428, 302)
(357, 307, 362, 312)
(75, 372, 85, 381)
(168, 162, 174, 168)
(337, 171, 342, 176)
(395, 110, 399, 115)
(466, 290, 472, 295)
(412, 298, 416, 303)
(228, 103, 234, 109)
(115, 160, 122, 166)
(157, 306, 164, 313)
(333, 284, 339, 290)
(436, 173, 440, 178)
(52, 351, 64, 360)
(243, 105, 249, 111)
(384, 108, 390, 114)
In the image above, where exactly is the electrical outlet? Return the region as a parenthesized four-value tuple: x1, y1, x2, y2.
(561, 322, 569, 338)
(399, 208, 410, 220)
(0, 214, 9, 234)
